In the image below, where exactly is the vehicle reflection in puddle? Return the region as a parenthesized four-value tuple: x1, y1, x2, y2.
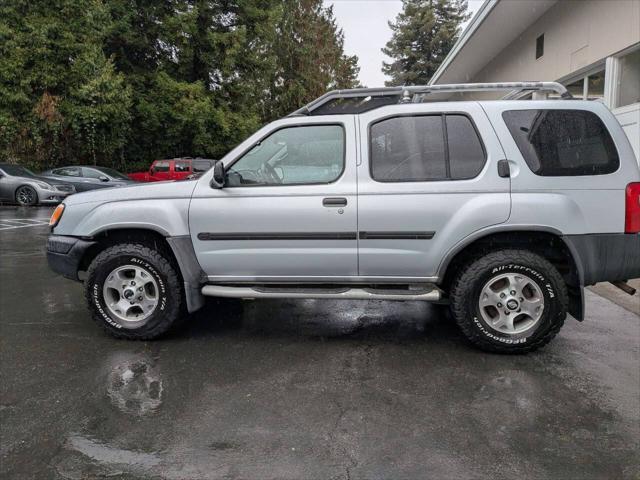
(105, 351, 163, 416)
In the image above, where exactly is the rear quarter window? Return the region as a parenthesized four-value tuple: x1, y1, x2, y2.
(502, 109, 619, 176)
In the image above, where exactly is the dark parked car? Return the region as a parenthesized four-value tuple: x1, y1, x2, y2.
(0, 163, 75, 206)
(40, 166, 134, 192)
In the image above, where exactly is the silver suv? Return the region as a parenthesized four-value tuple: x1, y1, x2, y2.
(46, 82, 640, 353)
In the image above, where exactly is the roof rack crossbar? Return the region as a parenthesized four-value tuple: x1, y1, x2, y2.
(290, 81, 572, 116)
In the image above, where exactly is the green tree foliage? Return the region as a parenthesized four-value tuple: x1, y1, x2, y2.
(0, 0, 359, 170)
(382, 0, 468, 86)
(0, 0, 131, 169)
(263, 0, 360, 119)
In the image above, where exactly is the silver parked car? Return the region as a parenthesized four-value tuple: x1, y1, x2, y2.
(40, 165, 134, 192)
(0, 163, 75, 206)
(45, 82, 640, 353)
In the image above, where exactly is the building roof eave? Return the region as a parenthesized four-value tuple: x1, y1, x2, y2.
(429, 0, 498, 86)
(429, 0, 559, 86)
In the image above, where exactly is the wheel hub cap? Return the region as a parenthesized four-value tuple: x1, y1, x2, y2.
(102, 265, 159, 328)
(478, 273, 545, 335)
(17, 187, 34, 204)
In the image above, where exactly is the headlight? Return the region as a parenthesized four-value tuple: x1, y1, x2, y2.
(53, 184, 76, 193)
(49, 203, 65, 227)
(35, 181, 52, 189)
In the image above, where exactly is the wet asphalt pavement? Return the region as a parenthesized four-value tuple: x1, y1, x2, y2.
(1, 206, 639, 479)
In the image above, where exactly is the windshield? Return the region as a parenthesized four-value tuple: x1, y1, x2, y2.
(95, 166, 130, 180)
(0, 165, 36, 177)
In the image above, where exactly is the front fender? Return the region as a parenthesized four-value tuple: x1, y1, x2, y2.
(54, 199, 191, 237)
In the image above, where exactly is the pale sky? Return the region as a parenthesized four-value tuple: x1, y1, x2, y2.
(325, 0, 485, 87)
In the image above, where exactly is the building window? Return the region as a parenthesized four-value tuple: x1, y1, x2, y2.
(587, 71, 605, 101)
(617, 48, 640, 108)
(566, 78, 584, 98)
(536, 34, 544, 59)
(562, 68, 605, 101)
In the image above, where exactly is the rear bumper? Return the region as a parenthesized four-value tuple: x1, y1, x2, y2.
(563, 233, 640, 286)
(46, 235, 96, 281)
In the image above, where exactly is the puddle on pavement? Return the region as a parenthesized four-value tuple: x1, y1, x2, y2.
(105, 351, 163, 416)
(66, 434, 161, 469)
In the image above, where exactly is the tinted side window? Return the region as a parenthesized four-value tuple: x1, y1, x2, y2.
(502, 109, 619, 176)
(82, 168, 103, 179)
(53, 167, 81, 177)
(153, 161, 170, 172)
(174, 160, 190, 172)
(371, 116, 446, 182)
(447, 115, 485, 179)
(193, 160, 213, 172)
(370, 114, 485, 182)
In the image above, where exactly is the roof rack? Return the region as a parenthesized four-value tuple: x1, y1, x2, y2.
(290, 82, 572, 116)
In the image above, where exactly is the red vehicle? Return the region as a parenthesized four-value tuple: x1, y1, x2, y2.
(127, 158, 216, 182)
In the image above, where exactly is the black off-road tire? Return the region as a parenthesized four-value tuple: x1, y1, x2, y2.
(85, 243, 185, 339)
(449, 249, 568, 354)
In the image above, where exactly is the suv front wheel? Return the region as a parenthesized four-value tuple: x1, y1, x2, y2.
(450, 249, 568, 354)
(85, 243, 185, 339)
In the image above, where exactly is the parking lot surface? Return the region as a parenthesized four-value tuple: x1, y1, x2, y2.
(1, 206, 639, 479)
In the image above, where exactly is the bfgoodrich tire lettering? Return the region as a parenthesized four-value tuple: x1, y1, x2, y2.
(85, 243, 185, 339)
(450, 250, 568, 354)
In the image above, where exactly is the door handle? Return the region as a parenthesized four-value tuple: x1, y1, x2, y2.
(323, 197, 347, 207)
(497, 159, 511, 178)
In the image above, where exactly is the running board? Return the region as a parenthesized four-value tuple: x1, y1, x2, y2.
(201, 284, 441, 301)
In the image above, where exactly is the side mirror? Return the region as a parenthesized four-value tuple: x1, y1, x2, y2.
(99, 176, 109, 182)
(210, 161, 226, 189)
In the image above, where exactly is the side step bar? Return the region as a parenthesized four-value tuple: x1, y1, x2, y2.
(201, 285, 441, 301)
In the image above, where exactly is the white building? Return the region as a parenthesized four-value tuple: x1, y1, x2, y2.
(430, 0, 640, 162)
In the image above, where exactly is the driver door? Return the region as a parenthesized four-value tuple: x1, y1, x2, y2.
(189, 116, 358, 282)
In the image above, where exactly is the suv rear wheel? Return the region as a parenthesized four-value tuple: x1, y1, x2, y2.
(85, 243, 184, 339)
(450, 249, 567, 354)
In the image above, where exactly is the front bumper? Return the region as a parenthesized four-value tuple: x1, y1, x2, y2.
(46, 235, 96, 281)
(36, 186, 74, 204)
(563, 233, 640, 285)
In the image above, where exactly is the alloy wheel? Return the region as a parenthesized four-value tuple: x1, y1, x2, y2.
(478, 272, 545, 335)
(102, 265, 159, 328)
(16, 186, 36, 206)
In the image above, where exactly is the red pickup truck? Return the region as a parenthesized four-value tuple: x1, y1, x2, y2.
(127, 158, 216, 182)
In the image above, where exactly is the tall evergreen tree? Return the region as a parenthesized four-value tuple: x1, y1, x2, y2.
(0, 0, 360, 170)
(263, 0, 360, 120)
(0, 0, 132, 168)
(382, 0, 468, 86)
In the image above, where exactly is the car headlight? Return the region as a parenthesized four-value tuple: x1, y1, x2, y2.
(53, 184, 76, 193)
(35, 181, 52, 189)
